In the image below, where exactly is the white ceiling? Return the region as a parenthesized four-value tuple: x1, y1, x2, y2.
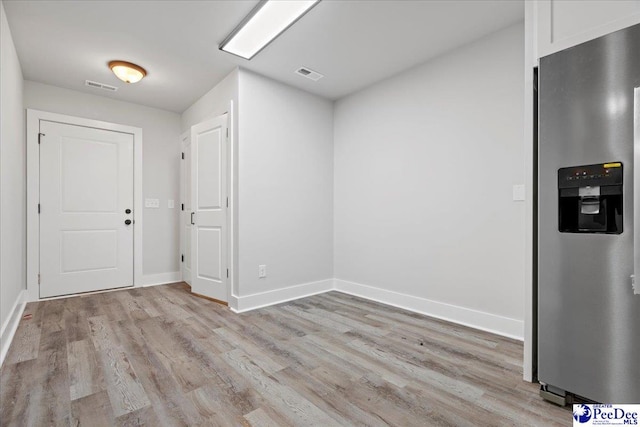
(4, 0, 524, 113)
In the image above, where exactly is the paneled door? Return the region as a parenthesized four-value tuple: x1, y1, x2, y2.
(190, 114, 228, 301)
(39, 120, 134, 298)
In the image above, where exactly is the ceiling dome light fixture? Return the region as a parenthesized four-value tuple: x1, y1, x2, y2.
(108, 60, 147, 83)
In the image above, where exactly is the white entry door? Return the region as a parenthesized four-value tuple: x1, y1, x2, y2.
(39, 120, 134, 298)
(181, 134, 192, 285)
(190, 114, 228, 301)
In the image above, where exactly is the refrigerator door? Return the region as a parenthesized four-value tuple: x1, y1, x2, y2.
(635, 87, 640, 298)
(538, 24, 640, 404)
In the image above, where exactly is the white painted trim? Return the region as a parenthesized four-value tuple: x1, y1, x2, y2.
(179, 130, 190, 285)
(523, 2, 538, 383)
(229, 279, 334, 313)
(26, 109, 143, 302)
(228, 277, 523, 340)
(0, 290, 27, 367)
(227, 100, 236, 303)
(334, 279, 524, 341)
(140, 272, 182, 287)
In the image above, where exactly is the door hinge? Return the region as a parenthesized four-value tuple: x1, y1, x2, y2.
(226, 269, 229, 278)
(226, 197, 229, 208)
(38, 203, 41, 214)
(181, 254, 184, 263)
(181, 203, 184, 211)
(38, 133, 45, 144)
(181, 152, 184, 160)
(37, 273, 41, 285)
(226, 128, 229, 138)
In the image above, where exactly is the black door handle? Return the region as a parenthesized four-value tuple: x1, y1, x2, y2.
(191, 212, 195, 225)
(125, 209, 131, 214)
(125, 219, 132, 225)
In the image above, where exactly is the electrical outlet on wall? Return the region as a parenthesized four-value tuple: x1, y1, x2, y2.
(258, 265, 267, 278)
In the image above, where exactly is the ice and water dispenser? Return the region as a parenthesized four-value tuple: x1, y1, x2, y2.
(558, 162, 623, 234)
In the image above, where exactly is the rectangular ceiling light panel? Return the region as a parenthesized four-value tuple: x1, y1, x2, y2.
(220, 0, 320, 60)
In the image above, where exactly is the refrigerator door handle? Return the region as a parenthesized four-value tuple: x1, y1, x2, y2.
(634, 87, 640, 295)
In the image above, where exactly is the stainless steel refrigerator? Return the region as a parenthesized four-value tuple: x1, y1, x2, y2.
(538, 23, 640, 404)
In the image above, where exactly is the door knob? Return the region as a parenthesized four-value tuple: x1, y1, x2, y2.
(125, 209, 131, 214)
(125, 219, 132, 225)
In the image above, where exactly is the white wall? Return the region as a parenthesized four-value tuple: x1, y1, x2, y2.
(181, 69, 238, 132)
(0, 0, 26, 338)
(333, 23, 526, 338)
(24, 81, 182, 281)
(236, 69, 334, 301)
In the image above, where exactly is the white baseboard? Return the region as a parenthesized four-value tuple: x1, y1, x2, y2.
(334, 279, 524, 341)
(139, 272, 182, 287)
(1, 290, 27, 367)
(227, 278, 523, 340)
(230, 279, 334, 313)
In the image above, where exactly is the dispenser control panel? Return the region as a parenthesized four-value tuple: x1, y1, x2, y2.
(558, 162, 623, 189)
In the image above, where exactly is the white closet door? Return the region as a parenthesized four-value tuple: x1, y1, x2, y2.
(39, 120, 134, 298)
(190, 114, 228, 301)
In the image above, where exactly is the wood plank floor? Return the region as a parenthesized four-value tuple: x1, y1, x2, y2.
(0, 283, 570, 426)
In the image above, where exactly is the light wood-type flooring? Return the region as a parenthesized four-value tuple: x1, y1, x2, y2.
(0, 283, 570, 426)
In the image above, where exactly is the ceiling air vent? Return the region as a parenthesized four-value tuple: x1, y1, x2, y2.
(295, 67, 323, 82)
(85, 80, 118, 92)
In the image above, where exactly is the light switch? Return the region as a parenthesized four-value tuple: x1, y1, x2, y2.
(513, 185, 525, 201)
(168, 199, 174, 209)
(145, 198, 160, 208)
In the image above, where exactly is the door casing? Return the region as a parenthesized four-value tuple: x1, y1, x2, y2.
(26, 109, 143, 302)
(180, 131, 192, 285)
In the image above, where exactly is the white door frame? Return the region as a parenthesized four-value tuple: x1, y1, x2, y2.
(26, 109, 143, 302)
(180, 104, 235, 301)
(179, 130, 191, 285)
